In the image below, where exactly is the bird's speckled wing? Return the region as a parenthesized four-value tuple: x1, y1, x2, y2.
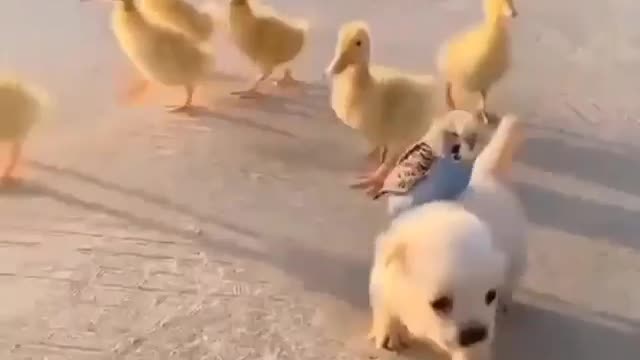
(375, 141, 437, 199)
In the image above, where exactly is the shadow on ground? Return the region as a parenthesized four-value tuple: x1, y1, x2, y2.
(515, 182, 640, 250)
(521, 133, 640, 197)
(514, 131, 640, 250)
(2, 150, 638, 359)
(495, 291, 640, 360)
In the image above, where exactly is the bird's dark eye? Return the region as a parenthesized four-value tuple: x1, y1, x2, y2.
(450, 144, 462, 160)
(431, 295, 453, 314)
(355, 40, 362, 47)
(485, 289, 497, 305)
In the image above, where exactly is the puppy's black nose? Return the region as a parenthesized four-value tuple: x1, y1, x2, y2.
(458, 325, 487, 347)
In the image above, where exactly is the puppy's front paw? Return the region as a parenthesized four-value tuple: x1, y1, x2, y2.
(367, 320, 410, 351)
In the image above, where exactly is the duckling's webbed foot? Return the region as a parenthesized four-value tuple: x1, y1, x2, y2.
(350, 162, 393, 198)
(166, 85, 195, 113)
(230, 87, 266, 99)
(232, 72, 270, 99)
(274, 69, 302, 88)
(165, 104, 192, 113)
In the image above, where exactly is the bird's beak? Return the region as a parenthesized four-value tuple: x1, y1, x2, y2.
(325, 52, 350, 76)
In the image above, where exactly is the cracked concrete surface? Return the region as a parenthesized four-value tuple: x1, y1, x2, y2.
(1, 0, 640, 359)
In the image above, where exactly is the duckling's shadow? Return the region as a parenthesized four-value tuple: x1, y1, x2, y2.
(180, 105, 298, 139)
(248, 138, 362, 173)
(216, 92, 316, 120)
(0, 179, 47, 197)
(275, 81, 332, 114)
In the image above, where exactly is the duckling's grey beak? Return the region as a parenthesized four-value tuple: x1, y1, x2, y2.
(511, 9, 518, 18)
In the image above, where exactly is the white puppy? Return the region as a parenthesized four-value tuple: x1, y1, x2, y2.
(368, 114, 527, 359)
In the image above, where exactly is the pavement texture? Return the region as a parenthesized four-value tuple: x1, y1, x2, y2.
(1, 0, 639, 359)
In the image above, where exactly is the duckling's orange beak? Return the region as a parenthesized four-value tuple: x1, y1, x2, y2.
(505, 4, 518, 18)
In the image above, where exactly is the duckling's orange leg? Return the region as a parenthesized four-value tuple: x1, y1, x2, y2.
(366, 147, 381, 164)
(350, 160, 394, 198)
(478, 89, 490, 124)
(231, 71, 272, 99)
(1, 141, 23, 186)
(121, 77, 150, 106)
(365, 146, 387, 168)
(166, 85, 195, 113)
(445, 81, 457, 110)
(274, 69, 303, 88)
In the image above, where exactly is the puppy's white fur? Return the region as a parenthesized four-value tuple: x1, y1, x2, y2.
(369, 114, 527, 359)
(459, 114, 527, 309)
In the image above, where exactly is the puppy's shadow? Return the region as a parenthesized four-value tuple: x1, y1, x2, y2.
(521, 134, 640, 197)
(515, 181, 640, 250)
(495, 293, 640, 360)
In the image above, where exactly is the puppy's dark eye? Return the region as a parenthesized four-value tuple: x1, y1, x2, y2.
(485, 289, 497, 305)
(431, 295, 453, 314)
(355, 40, 362, 47)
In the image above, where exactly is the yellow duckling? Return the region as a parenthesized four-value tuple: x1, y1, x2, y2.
(90, 0, 213, 112)
(437, 0, 517, 119)
(228, 0, 308, 98)
(139, 0, 214, 43)
(0, 76, 47, 184)
(326, 21, 440, 195)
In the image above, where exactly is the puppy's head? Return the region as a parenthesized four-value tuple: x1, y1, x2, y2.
(383, 204, 506, 351)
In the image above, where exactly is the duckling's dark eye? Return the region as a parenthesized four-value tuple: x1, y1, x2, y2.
(485, 289, 497, 305)
(355, 40, 362, 47)
(431, 295, 453, 314)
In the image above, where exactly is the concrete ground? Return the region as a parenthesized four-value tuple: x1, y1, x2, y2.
(1, 0, 639, 359)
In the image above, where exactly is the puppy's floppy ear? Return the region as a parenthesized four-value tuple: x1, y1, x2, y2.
(383, 240, 408, 271)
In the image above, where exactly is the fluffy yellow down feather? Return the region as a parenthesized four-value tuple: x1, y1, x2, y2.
(326, 21, 441, 195)
(437, 0, 517, 119)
